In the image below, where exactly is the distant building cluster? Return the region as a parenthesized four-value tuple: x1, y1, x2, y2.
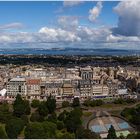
(0, 65, 139, 102)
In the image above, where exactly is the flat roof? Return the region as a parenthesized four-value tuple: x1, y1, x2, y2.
(10, 78, 26, 82)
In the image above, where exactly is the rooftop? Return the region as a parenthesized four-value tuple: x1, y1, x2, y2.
(10, 78, 26, 82)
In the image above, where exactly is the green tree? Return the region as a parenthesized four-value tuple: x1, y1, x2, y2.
(46, 96, 56, 114)
(83, 99, 91, 107)
(47, 112, 57, 123)
(72, 97, 80, 107)
(24, 122, 46, 139)
(13, 94, 31, 117)
(24, 100, 31, 115)
(21, 115, 29, 125)
(107, 125, 117, 139)
(76, 127, 100, 139)
(0, 103, 9, 112)
(42, 121, 57, 138)
(62, 101, 70, 108)
(38, 101, 48, 117)
(5, 118, 25, 138)
(13, 94, 25, 117)
(31, 99, 40, 108)
(95, 99, 104, 106)
(60, 132, 75, 139)
(56, 121, 64, 130)
(56, 130, 75, 139)
(0, 126, 8, 139)
(30, 112, 44, 122)
(65, 108, 82, 133)
(57, 110, 68, 122)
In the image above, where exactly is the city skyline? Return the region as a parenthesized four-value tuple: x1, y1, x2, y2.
(0, 1, 140, 50)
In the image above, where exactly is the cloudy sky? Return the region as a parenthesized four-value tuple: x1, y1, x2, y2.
(0, 1, 140, 50)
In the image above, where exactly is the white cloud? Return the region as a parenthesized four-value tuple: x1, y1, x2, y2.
(113, 1, 140, 36)
(57, 16, 78, 30)
(0, 22, 24, 30)
(63, 1, 84, 7)
(1, 25, 140, 50)
(76, 26, 111, 42)
(89, 1, 103, 22)
(39, 27, 81, 42)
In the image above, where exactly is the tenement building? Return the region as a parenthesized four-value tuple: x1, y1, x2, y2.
(7, 78, 27, 97)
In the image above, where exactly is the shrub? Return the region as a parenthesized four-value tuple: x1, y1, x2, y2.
(62, 101, 70, 108)
(31, 100, 40, 108)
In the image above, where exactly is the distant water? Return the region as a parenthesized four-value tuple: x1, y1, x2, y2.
(0, 48, 140, 56)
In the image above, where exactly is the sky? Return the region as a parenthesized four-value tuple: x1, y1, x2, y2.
(0, 1, 140, 50)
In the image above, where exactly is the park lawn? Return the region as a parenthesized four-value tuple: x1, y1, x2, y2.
(100, 103, 130, 108)
(82, 111, 92, 117)
(0, 123, 8, 138)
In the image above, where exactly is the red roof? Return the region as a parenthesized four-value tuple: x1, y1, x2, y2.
(27, 79, 40, 85)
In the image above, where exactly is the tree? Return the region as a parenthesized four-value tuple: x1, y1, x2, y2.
(24, 122, 46, 139)
(59, 132, 75, 139)
(13, 94, 31, 117)
(83, 99, 91, 107)
(95, 99, 104, 106)
(76, 127, 100, 139)
(127, 133, 140, 139)
(57, 110, 68, 122)
(107, 125, 117, 139)
(30, 112, 44, 122)
(56, 130, 75, 139)
(56, 121, 64, 130)
(72, 97, 80, 107)
(0, 126, 8, 139)
(21, 115, 29, 125)
(31, 99, 40, 108)
(62, 101, 70, 108)
(24, 100, 31, 115)
(65, 108, 82, 133)
(0, 103, 9, 112)
(47, 112, 57, 123)
(38, 102, 48, 117)
(46, 96, 56, 114)
(13, 94, 25, 117)
(71, 107, 83, 118)
(5, 118, 25, 138)
(42, 121, 57, 138)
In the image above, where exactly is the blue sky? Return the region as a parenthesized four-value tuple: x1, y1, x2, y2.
(0, 1, 118, 31)
(0, 1, 140, 50)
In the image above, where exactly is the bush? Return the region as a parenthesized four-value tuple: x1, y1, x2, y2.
(31, 100, 40, 108)
(95, 99, 104, 106)
(38, 102, 48, 117)
(62, 101, 70, 108)
(83, 99, 104, 107)
(56, 121, 64, 130)
(114, 98, 136, 104)
(47, 112, 57, 123)
(30, 112, 44, 122)
(24, 122, 46, 139)
(0, 103, 9, 112)
(0, 126, 8, 139)
(21, 115, 29, 125)
(72, 98, 80, 107)
(5, 118, 25, 138)
(114, 98, 124, 104)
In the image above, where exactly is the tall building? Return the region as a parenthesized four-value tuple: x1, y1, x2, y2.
(80, 67, 93, 80)
(92, 85, 109, 98)
(26, 78, 41, 99)
(7, 78, 27, 97)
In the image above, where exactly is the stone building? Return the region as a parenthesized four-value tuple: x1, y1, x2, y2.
(7, 78, 27, 97)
